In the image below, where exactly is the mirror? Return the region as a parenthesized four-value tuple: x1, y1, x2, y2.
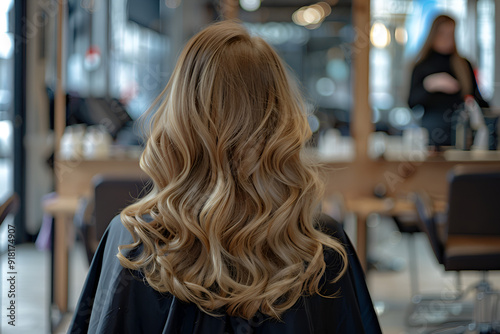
(369, 0, 497, 160)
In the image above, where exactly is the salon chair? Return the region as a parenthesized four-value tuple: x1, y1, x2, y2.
(74, 175, 151, 264)
(414, 165, 500, 333)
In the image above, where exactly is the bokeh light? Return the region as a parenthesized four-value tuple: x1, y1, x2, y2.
(395, 26, 408, 44)
(316, 77, 336, 96)
(370, 22, 391, 48)
(240, 0, 261, 12)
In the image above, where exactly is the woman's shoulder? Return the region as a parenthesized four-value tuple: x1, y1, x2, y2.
(315, 214, 349, 270)
(108, 215, 133, 240)
(103, 215, 139, 255)
(107, 214, 153, 241)
(316, 213, 347, 247)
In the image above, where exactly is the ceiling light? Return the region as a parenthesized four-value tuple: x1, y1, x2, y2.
(395, 27, 408, 44)
(240, 0, 260, 12)
(370, 22, 391, 48)
(303, 7, 322, 25)
(317, 2, 332, 16)
(292, 8, 307, 26)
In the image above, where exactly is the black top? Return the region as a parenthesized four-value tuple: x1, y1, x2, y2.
(69, 214, 382, 334)
(408, 51, 488, 146)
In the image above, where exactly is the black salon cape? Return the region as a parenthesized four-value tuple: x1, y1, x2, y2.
(69, 214, 382, 334)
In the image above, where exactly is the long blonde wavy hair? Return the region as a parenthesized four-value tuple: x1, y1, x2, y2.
(118, 20, 347, 320)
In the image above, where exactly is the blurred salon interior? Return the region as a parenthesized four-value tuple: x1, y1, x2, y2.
(1, 0, 500, 333)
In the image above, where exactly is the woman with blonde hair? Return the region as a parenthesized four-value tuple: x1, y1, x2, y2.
(70, 21, 381, 333)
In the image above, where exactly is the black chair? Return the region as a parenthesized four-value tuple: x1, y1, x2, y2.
(390, 213, 426, 300)
(414, 165, 500, 332)
(74, 175, 151, 264)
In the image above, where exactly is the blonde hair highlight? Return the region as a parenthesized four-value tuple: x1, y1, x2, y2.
(117, 21, 347, 320)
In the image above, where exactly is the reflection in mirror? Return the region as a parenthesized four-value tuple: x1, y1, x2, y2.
(369, 0, 497, 158)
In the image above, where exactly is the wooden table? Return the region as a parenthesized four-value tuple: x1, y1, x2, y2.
(43, 196, 79, 313)
(342, 196, 446, 271)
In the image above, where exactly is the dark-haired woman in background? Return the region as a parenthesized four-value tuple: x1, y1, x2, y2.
(408, 14, 488, 149)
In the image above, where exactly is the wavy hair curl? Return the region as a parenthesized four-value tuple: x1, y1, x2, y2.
(118, 20, 347, 320)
